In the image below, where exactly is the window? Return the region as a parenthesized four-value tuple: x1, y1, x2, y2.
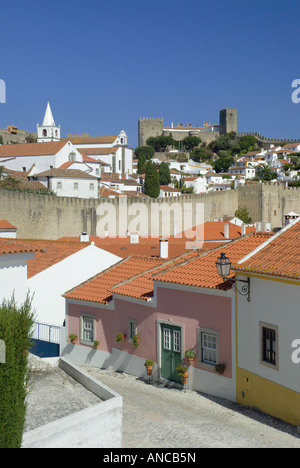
(43, 129, 47, 137)
(260, 323, 278, 369)
(90, 183, 94, 190)
(74, 182, 78, 190)
(80, 314, 95, 345)
(163, 328, 171, 350)
(173, 330, 181, 353)
(202, 333, 217, 365)
(57, 181, 62, 190)
(197, 327, 219, 369)
(128, 319, 137, 342)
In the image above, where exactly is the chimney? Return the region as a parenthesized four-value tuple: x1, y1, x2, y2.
(241, 223, 246, 236)
(80, 231, 89, 242)
(159, 238, 169, 258)
(224, 223, 229, 239)
(130, 232, 139, 244)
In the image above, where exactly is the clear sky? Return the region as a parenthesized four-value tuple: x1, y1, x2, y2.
(0, 0, 300, 148)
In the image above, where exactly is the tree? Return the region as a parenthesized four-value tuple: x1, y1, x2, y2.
(144, 161, 160, 198)
(238, 134, 258, 151)
(159, 162, 171, 185)
(190, 146, 213, 162)
(213, 155, 234, 173)
(134, 145, 155, 161)
(235, 206, 252, 224)
(146, 135, 175, 152)
(181, 135, 201, 152)
(0, 294, 35, 448)
(256, 164, 278, 181)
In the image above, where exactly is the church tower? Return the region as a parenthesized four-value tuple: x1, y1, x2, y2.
(37, 102, 61, 142)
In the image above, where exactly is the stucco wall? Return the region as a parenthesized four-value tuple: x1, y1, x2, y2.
(22, 358, 123, 448)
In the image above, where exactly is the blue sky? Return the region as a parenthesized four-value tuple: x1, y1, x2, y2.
(0, 0, 300, 148)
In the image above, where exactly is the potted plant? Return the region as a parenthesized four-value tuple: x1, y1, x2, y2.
(93, 340, 100, 349)
(144, 359, 155, 375)
(115, 332, 126, 342)
(215, 363, 226, 374)
(68, 333, 78, 344)
(176, 363, 189, 385)
(132, 333, 141, 349)
(184, 349, 195, 365)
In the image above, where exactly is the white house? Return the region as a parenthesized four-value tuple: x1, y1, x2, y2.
(66, 132, 133, 175)
(233, 218, 300, 426)
(5, 238, 123, 327)
(0, 140, 84, 175)
(33, 168, 100, 198)
(0, 220, 17, 238)
(100, 174, 142, 193)
(0, 240, 38, 304)
(183, 176, 207, 194)
(159, 185, 182, 197)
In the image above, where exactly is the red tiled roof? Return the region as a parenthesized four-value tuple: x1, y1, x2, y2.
(0, 141, 67, 158)
(78, 147, 118, 155)
(0, 220, 17, 230)
(62, 136, 118, 145)
(232, 219, 300, 279)
(0, 239, 91, 278)
(63, 256, 164, 304)
(153, 233, 272, 290)
(58, 235, 224, 259)
(0, 240, 40, 256)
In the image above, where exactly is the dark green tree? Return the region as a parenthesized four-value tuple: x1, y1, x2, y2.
(144, 160, 160, 198)
(235, 206, 253, 224)
(213, 155, 234, 173)
(181, 135, 201, 152)
(146, 135, 175, 152)
(0, 294, 35, 448)
(159, 162, 171, 185)
(190, 146, 213, 162)
(256, 164, 278, 181)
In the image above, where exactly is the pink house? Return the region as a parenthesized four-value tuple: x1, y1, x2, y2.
(62, 233, 271, 401)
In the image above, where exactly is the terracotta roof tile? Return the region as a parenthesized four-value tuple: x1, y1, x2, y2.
(63, 136, 118, 145)
(0, 220, 17, 229)
(35, 168, 99, 179)
(63, 256, 164, 304)
(153, 233, 272, 289)
(0, 239, 90, 278)
(0, 240, 40, 255)
(0, 141, 67, 158)
(232, 219, 300, 279)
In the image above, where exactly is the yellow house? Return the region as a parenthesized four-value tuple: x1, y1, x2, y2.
(231, 218, 300, 426)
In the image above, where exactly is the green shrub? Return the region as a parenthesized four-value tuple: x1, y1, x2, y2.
(0, 294, 35, 448)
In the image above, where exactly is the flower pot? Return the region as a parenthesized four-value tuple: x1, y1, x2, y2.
(146, 365, 153, 376)
(181, 371, 189, 385)
(187, 357, 194, 365)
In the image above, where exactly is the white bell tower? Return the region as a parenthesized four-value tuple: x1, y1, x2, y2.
(37, 102, 61, 142)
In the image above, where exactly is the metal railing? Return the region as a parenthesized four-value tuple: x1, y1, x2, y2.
(31, 322, 60, 344)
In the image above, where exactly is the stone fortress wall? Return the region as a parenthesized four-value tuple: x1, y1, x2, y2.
(0, 183, 299, 240)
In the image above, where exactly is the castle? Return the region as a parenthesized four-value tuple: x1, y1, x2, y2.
(138, 108, 237, 147)
(138, 108, 300, 149)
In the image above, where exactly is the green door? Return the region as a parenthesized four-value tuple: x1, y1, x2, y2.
(161, 324, 182, 382)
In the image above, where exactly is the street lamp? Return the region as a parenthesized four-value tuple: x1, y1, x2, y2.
(216, 252, 250, 302)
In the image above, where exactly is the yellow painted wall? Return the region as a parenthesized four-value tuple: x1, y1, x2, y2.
(237, 368, 300, 426)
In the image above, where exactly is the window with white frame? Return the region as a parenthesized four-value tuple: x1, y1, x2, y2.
(197, 327, 219, 368)
(128, 319, 137, 341)
(80, 314, 95, 345)
(202, 333, 217, 364)
(57, 181, 62, 190)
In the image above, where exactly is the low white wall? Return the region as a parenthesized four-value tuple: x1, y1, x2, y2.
(22, 358, 123, 448)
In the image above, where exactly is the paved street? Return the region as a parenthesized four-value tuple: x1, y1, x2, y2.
(83, 367, 300, 449)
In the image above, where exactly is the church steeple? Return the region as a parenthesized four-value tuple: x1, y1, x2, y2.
(37, 101, 61, 142)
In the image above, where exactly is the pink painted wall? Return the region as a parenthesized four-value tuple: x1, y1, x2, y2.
(67, 285, 232, 377)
